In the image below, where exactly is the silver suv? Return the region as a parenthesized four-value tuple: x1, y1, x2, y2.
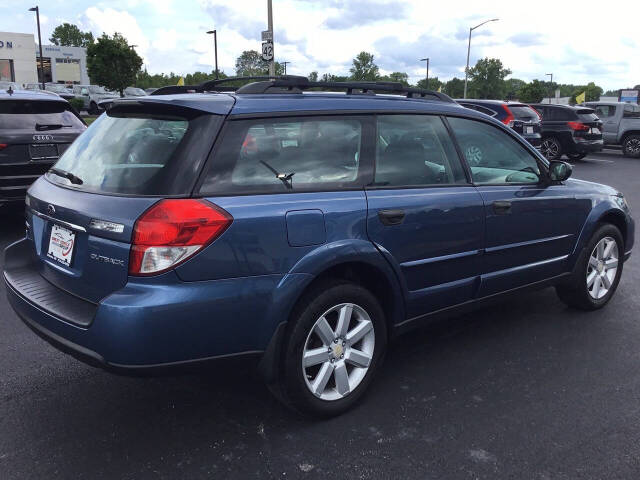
(72, 85, 118, 114)
(585, 101, 640, 158)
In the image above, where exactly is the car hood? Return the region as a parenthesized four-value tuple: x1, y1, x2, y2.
(565, 178, 619, 196)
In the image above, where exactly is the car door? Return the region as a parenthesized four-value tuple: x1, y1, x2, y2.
(365, 114, 485, 319)
(447, 116, 585, 297)
(591, 104, 618, 143)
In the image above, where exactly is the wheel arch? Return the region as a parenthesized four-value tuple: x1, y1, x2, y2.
(620, 130, 640, 144)
(573, 204, 629, 260)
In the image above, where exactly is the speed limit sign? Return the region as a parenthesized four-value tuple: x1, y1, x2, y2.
(261, 41, 274, 61)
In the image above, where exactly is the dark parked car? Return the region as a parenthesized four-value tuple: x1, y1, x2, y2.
(456, 100, 542, 148)
(530, 104, 603, 160)
(0, 89, 86, 208)
(4, 77, 634, 417)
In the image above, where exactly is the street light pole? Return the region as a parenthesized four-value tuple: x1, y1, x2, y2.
(546, 73, 553, 104)
(29, 6, 45, 90)
(267, 0, 274, 76)
(419, 57, 429, 89)
(206, 30, 219, 79)
(463, 18, 499, 99)
(281, 61, 290, 75)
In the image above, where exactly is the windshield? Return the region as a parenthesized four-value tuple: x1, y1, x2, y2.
(509, 105, 540, 122)
(47, 112, 192, 194)
(88, 86, 107, 94)
(0, 81, 20, 90)
(126, 88, 146, 96)
(0, 100, 85, 130)
(46, 84, 70, 93)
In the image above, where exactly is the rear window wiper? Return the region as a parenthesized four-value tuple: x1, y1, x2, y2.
(48, 167, 83, 185)
(259, 160, 294, 189)
(36, 123, 73, 131)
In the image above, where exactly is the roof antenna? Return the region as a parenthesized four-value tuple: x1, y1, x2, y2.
(7, 86, 13, 96)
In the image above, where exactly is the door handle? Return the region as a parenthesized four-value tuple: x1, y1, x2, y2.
(378, 209, 405, 226)
(492, 201, 512, 214)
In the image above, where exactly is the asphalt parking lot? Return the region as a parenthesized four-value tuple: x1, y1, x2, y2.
(1, 149, 639, 479)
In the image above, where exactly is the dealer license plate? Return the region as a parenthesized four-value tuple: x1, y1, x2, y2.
(526, 126, 534, 134)
(47, 224, 76, 267)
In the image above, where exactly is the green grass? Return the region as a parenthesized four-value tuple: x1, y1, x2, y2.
(82, 116, 98, 125)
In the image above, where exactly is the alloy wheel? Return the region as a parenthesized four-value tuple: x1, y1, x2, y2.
(626, 138, 640, 156)
(302, 303, 375, 401)
(587, 236, 619, 300)
(541, 139, 559, 159)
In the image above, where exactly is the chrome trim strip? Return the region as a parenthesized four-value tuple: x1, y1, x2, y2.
(484, 234, 573, 253)
(400, 249, 482, 268)
(481, 254, 569, 280)
(30, 209, 87, 232)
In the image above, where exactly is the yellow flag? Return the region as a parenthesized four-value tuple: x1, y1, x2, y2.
(575, 91, 586, 104)
(176, 77, 185, 86)
(437, 85, 442, 92)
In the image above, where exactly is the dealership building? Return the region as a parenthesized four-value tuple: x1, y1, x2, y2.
(0, 31, 90, 85)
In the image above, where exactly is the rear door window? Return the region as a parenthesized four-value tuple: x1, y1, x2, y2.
(198, 116, 370, 194)
(509, 105, 539, 122)
(623, 104, 640, 118)
(0, 100, 85, 130)
(375, 115, 467, 186)
(576, 109, 599, 122)
(593, 105, 616, 118)
(47, 110, 218, 195)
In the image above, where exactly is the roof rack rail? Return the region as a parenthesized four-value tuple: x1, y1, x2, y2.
(150, 75, 454, 103)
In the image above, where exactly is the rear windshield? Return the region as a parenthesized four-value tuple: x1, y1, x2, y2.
(576, 109, 599, 122)
(509, 105, 539, 121)
(0, 100, 85, 130)
(47, 112, 196, 195)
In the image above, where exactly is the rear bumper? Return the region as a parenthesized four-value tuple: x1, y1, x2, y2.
(4, 238, 301, 371)
(574, 139, 604, 154)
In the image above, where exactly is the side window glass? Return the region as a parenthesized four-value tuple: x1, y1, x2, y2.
(623, 104, 640, 117)
(199, 116, 365, 194)
(595, 105, 615, 117)
(448, 117, 541, 185)
(375, 115, 467, 187)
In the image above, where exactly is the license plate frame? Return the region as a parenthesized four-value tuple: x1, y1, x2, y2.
(47, 224, 76, 267)
(590, 127, 601, 135)
(526, 126, 534, 134)
(29, 143, 59, 160)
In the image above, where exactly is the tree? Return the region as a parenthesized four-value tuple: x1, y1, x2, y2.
(467, 58, 512, 99)
(234, 50, 284, 77)
(504, 78, 526, 100)
(349, 51, 379, 81)
(86, 33, 142, 97)
(50, 23, 94, 47)
(416, 76, 443, 91)
(517, 80, 547, 103)
(569, 82, 603, 104)
(383, 72, 409, 86)
(443, 77, 465, 98)
(308, 71, 318, 82)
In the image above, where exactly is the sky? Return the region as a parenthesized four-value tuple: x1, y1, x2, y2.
(1, 0, 637, 90)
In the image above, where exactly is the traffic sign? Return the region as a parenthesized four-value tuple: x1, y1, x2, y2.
(261, 30, 272, 42)
(261, 41, 274, 61)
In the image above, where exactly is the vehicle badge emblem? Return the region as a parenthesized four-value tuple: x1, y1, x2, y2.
(47, 204, 56, 215)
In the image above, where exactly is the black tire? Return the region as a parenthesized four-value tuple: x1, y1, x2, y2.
(88, 102, 99, 115)
(276, 280, 387, 417)
(540, 137, 563, 160)
(556, 224, 624, 310)
(566, 152, 587, 160)
(622, 134, 640, 158)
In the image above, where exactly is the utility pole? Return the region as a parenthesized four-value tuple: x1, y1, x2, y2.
(464, 18, 499, 98)
(267, 0, 274, 76)
(29, 6, 45, 90)
(207, 30, 219, 79)
(546, 73, 553, 104)
(282, 61, 290, 75)
(420, 57, 429, 89)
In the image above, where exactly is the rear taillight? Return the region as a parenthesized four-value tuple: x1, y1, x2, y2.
(567, 121, 589, 131)
(501, 105, 515, 127)
(0, 143, 7, 150)
(129, 199, 232, 276)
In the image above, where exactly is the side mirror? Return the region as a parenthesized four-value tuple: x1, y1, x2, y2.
(549, 160, 572, 182)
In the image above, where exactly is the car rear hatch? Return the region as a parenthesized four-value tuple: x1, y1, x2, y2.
(22, 98, 227, 306)
(507, 104, 541, 136)
(571, 109, 603, 141)
(0, 98, 85, 202)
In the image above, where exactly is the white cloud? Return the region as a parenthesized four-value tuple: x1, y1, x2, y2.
(81, 7, 150, 58)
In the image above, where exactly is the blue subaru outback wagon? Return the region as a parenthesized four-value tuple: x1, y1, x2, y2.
(3, 76, 634, 416)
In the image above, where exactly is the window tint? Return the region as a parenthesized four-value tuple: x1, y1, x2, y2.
(375, 115, 467, 187)
(199, 116, 366, 194)
(0, 100, 85, 130)
(594, 105, 616, 117)
(510, 105, 539, 122)
(448, 116, 541, 185)
(623, 104, 640, 117)
(49, 112, 195, 195)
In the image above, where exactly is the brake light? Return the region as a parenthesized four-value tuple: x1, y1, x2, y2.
(0, 143, 7, 150)
(567, 121, 589, 131)
(501, 104, 515, 127)
(129, 199, 233, 276)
